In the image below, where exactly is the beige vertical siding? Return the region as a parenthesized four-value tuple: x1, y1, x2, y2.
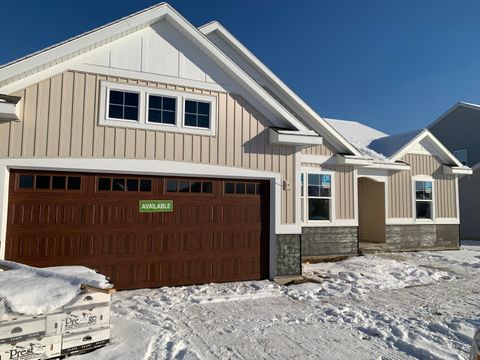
(301, 142, 336, 156)
(301, 163, 355, 220)
(0, 70, 297, 224)
(358, 178, 385, 242)
(388, 153, 457, 219)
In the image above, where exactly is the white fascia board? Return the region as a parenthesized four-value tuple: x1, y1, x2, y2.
(442, 165, 473, 175)
(389, 129, 464, 167)
(0, 102, 18, 121)
(269, 128, 322, 146)
(199, 22, 362, 157)
(364, 162, 411, 171)
(335, 154, 372, 166)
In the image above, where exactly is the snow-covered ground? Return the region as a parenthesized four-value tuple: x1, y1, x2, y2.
(75, 242, 480, 360)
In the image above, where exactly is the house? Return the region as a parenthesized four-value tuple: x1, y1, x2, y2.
(428, 102, 480, 239)
(0, 3, 470, 290)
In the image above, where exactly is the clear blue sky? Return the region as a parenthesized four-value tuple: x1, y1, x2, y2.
(2, 0, 480, 134)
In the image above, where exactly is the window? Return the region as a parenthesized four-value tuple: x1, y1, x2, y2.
(165, 179, 213, 194)
(17, 174, 81, 191)
(97, 177, 152, 192)
(100, 82, 216, 135)
(453, 149, 468, 166)
(307, 173, 332, 221)
(108, 90, 139, 121)
(184, 100, 211, 129)
(148, 95, 176, 125)
(224, 181, 262, 195)
(415, 181, 433, 219)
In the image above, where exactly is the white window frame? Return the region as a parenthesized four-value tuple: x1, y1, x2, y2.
(302, 170, 335, 224)
(99, 81, 216, 136)
(412, 175, 435, 222)
(453, 149, 468, 166)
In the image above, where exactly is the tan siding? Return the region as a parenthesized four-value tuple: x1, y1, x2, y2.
(301, 141, 336, 156)
(302, 163, 355, 220)
(1, 70, 297, 224)
(388, 153, 457, 219)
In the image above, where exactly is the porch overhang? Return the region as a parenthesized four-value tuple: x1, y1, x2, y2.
(335, 154, 372, 166)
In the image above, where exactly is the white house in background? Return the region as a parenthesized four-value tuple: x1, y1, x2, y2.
(0, 3, 470, 290)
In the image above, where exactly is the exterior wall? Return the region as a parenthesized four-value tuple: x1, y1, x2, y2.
(358, 178, 385, 243)
(301, 227, 358, 258)
(301, 163, 355, 220)
(459, 169, 480, 239)
(301, 143, 335, 156)
(385, 225, 459, 250)
(0, 70, 297, 224)
(430, 105, 480, 166)
(275, 234, 301, 277)
(387, 153, 457, 219)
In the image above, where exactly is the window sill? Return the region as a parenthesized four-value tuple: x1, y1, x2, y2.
(100, 118, 215, 136)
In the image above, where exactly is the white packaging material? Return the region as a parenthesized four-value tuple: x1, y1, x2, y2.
(0, 335, 61, 360)
(61, 327, 110, 356)
(0, 316, 46, 345)
(46, 306, 110, 336)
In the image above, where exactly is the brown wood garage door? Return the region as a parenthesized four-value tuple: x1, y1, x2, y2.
(5, 170, 270, 290)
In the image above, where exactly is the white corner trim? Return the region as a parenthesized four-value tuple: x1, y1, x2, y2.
(0, 162, 9, 260)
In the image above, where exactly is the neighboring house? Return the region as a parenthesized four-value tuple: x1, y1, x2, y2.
(0, 4, 470, 290)
(428, 102, 480, 239)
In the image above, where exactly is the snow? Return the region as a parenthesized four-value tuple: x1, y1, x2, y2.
(0, 260, 111, 316)
(326, 118, 390, 161)
(69, 241, 480, 359)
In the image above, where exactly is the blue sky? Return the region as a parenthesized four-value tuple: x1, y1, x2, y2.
(2, 0, 480, 134)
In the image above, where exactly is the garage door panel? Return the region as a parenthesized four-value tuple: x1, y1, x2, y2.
(6, 171, 270, 289)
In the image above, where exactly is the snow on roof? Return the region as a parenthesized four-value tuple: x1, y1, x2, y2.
(369, 129, 423, 158)
(325, 118, 389, 161)
(0, 260, 111, 316)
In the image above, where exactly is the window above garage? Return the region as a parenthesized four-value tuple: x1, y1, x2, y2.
(99, 81, 216, 135)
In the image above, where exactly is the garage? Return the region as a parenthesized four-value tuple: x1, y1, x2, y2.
(5, 170, 270, 289)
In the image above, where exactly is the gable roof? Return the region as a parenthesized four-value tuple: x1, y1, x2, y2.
(199, 21, 362, 156)
(0, 3, 317, 135)
(326, 118, 466, 167)
(428, 101, 480, 130)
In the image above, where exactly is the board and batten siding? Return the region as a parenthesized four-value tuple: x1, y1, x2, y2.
(0, 70, 296, 224)
(301, 163, 355, 220)
(301, 142, 336, 156)
(387, 153, 457, 219)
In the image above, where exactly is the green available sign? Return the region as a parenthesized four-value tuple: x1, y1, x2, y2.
(139, 200, 173, 213)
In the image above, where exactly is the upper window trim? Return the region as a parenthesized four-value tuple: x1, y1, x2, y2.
(99, 81, 216, 136)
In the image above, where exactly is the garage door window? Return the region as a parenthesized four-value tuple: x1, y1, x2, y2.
(97, 177, 152, 192)
(18, 174, 82, 191)
(224, 181, 261, 195)
(166, 179, 213, 194)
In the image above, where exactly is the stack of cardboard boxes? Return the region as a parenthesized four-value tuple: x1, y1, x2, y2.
(0, 286, 115, 360)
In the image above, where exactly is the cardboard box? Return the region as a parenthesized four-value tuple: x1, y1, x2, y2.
(63, 289, 111, 311)
(0, 316, 46, 346)
(46, 306, 110, 336)
(0, 335, 61, 360)
(61, 327, 110, 356)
